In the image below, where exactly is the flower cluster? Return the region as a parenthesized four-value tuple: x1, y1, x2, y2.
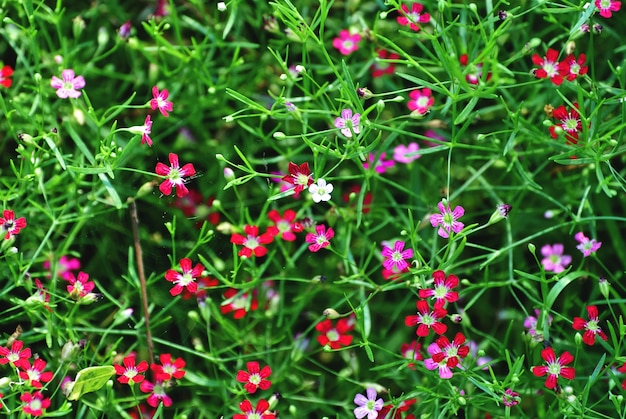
(532, 48, 587, 86)
(234, 361, 275, 418)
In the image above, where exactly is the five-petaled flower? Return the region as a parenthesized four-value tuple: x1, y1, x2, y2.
(0, 65, 14, 88)
(234, 399, 276, 419)
(354, 387, 384, 419)
(393, 143, 421, 164)
(334, 108, 361, 138)
(50, 69, 85, 98)
(309, 179, 334, 203)
(152, 353, 186, 381)
(21, 391, 51, 417)
(549, 103, 582, 144)
(424, 332, 470, 379)
(150, 86, 173, 117)
(305, 224, 334, 252)
(236, 361, 272, 394)
(381, 240, 413, 273)
(64, 271, 96, 300)
(405, 299, 448, 337)
(281, 162, 314, 196)
(0, 209, 27, 239)
(165, 258, 204, 296)
(267, 209, 298, 241)
(595, 0, 621, 17)
(378, 398, 417, 419)
(574, 232, 602, 257)
(429, 201, 465, 238)
(114, 354, 149, 385)
(532, 49, 568, 86)
(563, 54, 588, 81)
(572, 305, 608, 346)
(220, 288, 259, 319)
(140, 378, 172, 407)
(540, 243, 572, 273)
(316, 318, 354, 349)
(332, 30, 361, 56)
(18, 359, 54, 389)
(397, 3, 430, 31)
(0, 340, 31, 366)
(531, 347, 575, 389)
(524, 308, 553, 338)
(419, 270, 459, 307)
(401, 340, 424, 369)
(371, 49, 400, 78)
(407, 88, 434, 116)
(155, 153, 196, 198)
(230, 225, 274, 257)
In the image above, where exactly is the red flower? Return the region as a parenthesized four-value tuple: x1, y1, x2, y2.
(377, 398, 417, 419)
(114, 354, 149, 385)
(531, 347, 575, 389)
(165, 258, 204, 296)
(220, 288, 259, 319)
(140, 379, 172, 407)
(0, 65, 13, 88)
(64, 271, 96, 300)
(305, 224, 334, 252)
(0, 209, 27, 239)
(234, 399, 276, 419)
(418, 270, 459, 308)
(236, 361, 272, 393)
(549, 103, 582, 144)
(150, 86, 173, 117)
(230, 225, 274, 257)
(405, 299, 448, 337)
(397, 3, 430, 31)
(563, 53, 588, 81)
(371, 49, 400, 78)
(572, 305, 608, 346)
(424, 332, 470, 379)
(267, 209, 298, 241)
(18, 358, 54, 388)
(459, 54, 491, 84)
(20, 391, 51, 416)
(0, 340, 31, 366)
(281, 162, 313, 195)
(155, 153, 196, 198)
(152, 353, 186, 381)
(532, 48, 569, 86)
(316, 318, 354, 349)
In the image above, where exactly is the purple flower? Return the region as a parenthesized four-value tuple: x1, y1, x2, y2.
(50, 69, 85, 98)
(393, 143, 421, 164)
(353, 388, 383, 419)
(524, 309, 553, 337)
(363, 152, 395, 173)
(574, 232, 601, 257)
(381, 240, 413, 272)
(541, 244, 572, 273)
(334, 109, 361, 138)
(429, 201, 465, 238)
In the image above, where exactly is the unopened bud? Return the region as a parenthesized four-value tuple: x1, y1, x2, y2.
(323, 308, 340, 319)
(217, 2, 227, 11)
(488, 204, 512, 225)
(357, 87, 373, 99)
(528, 243, 536, 255)
(223, 168, 235, 180)
(599, 277, 611, 299)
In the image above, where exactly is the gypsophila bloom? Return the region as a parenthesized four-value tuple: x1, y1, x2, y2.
(397, 3, 431, 31)
(459, 54, 491, 84)
(18, 359, 54, 389)
(423, 332, 470, 379)
(306, 224, 334, 252)
(574, 232, 602, 257)
(114, 354, 149, 385)
(378, 399, 417, 418)
(572, 305, 608, 345)
(335, 108, 361, 138)
(524, 309, 553, 338)
(595, 0, 621, 17)
(21, 391, 51, 417)
(419, 270, 459, 307)
(363, 152, 395, 173)
(281, 162, 314, 195)
(0, 209, 27, 239)
(150, 86, 173, 116)
(502, 388, 521, 407)
(234, 399, 276, 419)
(381, 241, 413, 272)
(236, 361, 272, 394)
(541, 244, 572, 273)
(563, 54, 588, 81)
(0, 65, 14, 87)
(152, 353, 186, 381)
(407, 88, 434, 116)
(44, 255, 80, 280)
(64, 271, 95, 300)
(393, 143, 421, 164)
(429, 201, 465, 238)
(549, 104, 582, 144)
(267, 209, 298, 241)
(140, 379, 172, 408)
(165, 258, 204, 296)
(531, 347, 575, 389)
(332, 30, 361, 55)
(140, 115, 153, 146)
(401, 340, 423, 369)
(230, 225, 274, 257)
(316, 318, 354, 349)
(532, 49, 568, 86)
(309, 179, 333, 203)
(354, 388, 384, 419)
(50, 69, 85, 98)
(0, 340, 31, 366)
(155, 153, 196, 198)
(405, 299, 448, 337)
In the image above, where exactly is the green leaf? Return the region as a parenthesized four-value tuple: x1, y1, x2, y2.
(67, 366, 116, 401)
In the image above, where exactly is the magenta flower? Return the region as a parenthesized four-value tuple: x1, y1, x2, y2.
(393, 143, 420, 164)
(595, 0, 621, 17)
(50, 69, 85, 98)
(502, 388, 521, 407)
(574, 232, 601, 257)
(353, 388, 384, 419)
(405, 299, 447, 337)
(0, 209, 27, 240)
(150, 86, 174, 117)
(423, 332, 470, 379)
(397, 3, 431, 31)
(334, 108, 361, 138)
(141, 115, 153, 146)
(44, 255, 81, 280)
(332, 30, 361, 55)
(140, 379, 172, 407)
(572, 305, 608, 346)
(429, 201, 465, 238)
(524, 309, 552, 337)
(531, 347, 575, 389)
(64, 271, 95, 300)
(407, 88, 434, 116)
(362, 152, 395, 173)
(381, 240, 413, 272)
(155, 153, 196, 198)
(305, 224, 334, 252)
(418, 270, 459, 308)
(540, 244, 571, 273)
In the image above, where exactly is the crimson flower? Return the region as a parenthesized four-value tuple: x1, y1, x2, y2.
(0, 340, 31, 366)
(220, 288, 259, 319)
(21, 391, 51, 416)
(234, 399, 276, 419)
(531, 347, 575, 389)
(172, 189, 220, 227)
(377, 398, 417, 419)
(549, 103, 582, 144)
(316, 318, 354, 349)
(0, 209, 27, 239)
(152, 353, 186, 381)
(397, 3, 430, 31)
(532, 48, 569, 86)
(459, 54, 491, 84)
(165, 258, 204, 296)
(424, 332, 470, 379)
(418, 270, 459, 307)
(150, 86, 173, 117)
(281, 162, 314, 195)
(0, 65, 13, 87)
(405, 299, 447, 337)
(400, 340, 423, 369)
(236, 361, 272, 393)
(563, 53, 588, 81)
(180, 275, 219, 301)
(114, 354, 149, 385)
(18, 358, 54, 388)
(267, 209, 298, 241)
(155, 153, 196, 198)
(572, 305, 608, 346)
(230, 225, 274, 257)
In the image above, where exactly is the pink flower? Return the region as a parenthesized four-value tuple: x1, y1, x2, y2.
(230, 225, 274, 257)
(574, 232, 601, 257)
(165, 258, 204, 296)
(407, 88, 434, 116)
(405, 299, 447, 337)
(140, 115, 153, 146)
(334, 108, 361, 137)
(418, 270, 459, 307)
(429, 201, 465, 238)
(541, 244, 572, 273)
(114, 354, 149, 385)
(393, 143, 421, 164)
(140, 379, 172, 407)
(50, 69, 85, 98)
(563, 54, 588, 81)
(531, 347, 575, 389)
(64, 271, 96, 300)
(502, 388, 521, 407)
(423, 332, 470, 379)
(595, 0, 621, 17)
(397, 3, 431, 31)
(43, 255, 80, 280)
(0, 209, 27, 239)
(150, 86, 173, 117)
(572, 305, 608, 346)
(363, 152, 395, 173)
(0, 65, 14, 88)
(423, 129, 446, 147)
(532, 49, 568, 86)
(371, 49, 400, 77)
(155, 153, 196, 198)
(332, 30, 361, 55)
(305, 224, 334, 252)
(267, 209, 298, 241)
(381, 240, 413, 272)
(524, 309, 553, 337)
(236, 361, 272, 394)
(20, 391, 51, 416)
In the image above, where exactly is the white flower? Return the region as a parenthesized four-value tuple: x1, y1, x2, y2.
(309, 179, 333, 203)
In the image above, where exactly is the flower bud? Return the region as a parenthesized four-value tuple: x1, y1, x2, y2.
(323, 308, 340, 319)
(223, 168, 235, 181)
(528, 243, 536, 255)
(217, 2, 227, 11)
(488, 204, 512, 225)
(273, 131, 286, 140)
(357, 87, 373, 99)
(376, 99, 385, 113)
(97, 26, 109, 47)
(574, 332, 582, 346)
(599, 277, 611, 299)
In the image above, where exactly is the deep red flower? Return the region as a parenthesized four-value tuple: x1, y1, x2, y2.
(234, 399, 276, 419)
(549, 103, 582, 144)
(21, 391, 51, 416)
(0, 65, 13, 88)
(563, 53, 588, 81)
(418, 270, 459, 307)
(236, 361, 272, 393)
(532, 48, 569, 86)
(172, 189, 220, 227)
(180, 275, 219, 301)
(459, 54, 491, 84)
(0, 340, 31, 366)
(114, 354, 149, 385)
(281, 162, 313, 195)
(0, 209, 27, 239)
(230, 225, 274, 257)
(18, 358, 54, 388)
(572, 305, 608, 346)
(165, 258, 204, 296)
(377, 398, 417, 419)
(424, 332, 470, 379)
(404, 299, 448, 337)
(401, 340, 423, 369)
(316, 318, 354, 349)
(342, 185, 373, 214)
(531, 347, 575, 389)
(152, 353, 186, 381)
(220, 288, 259, 319)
